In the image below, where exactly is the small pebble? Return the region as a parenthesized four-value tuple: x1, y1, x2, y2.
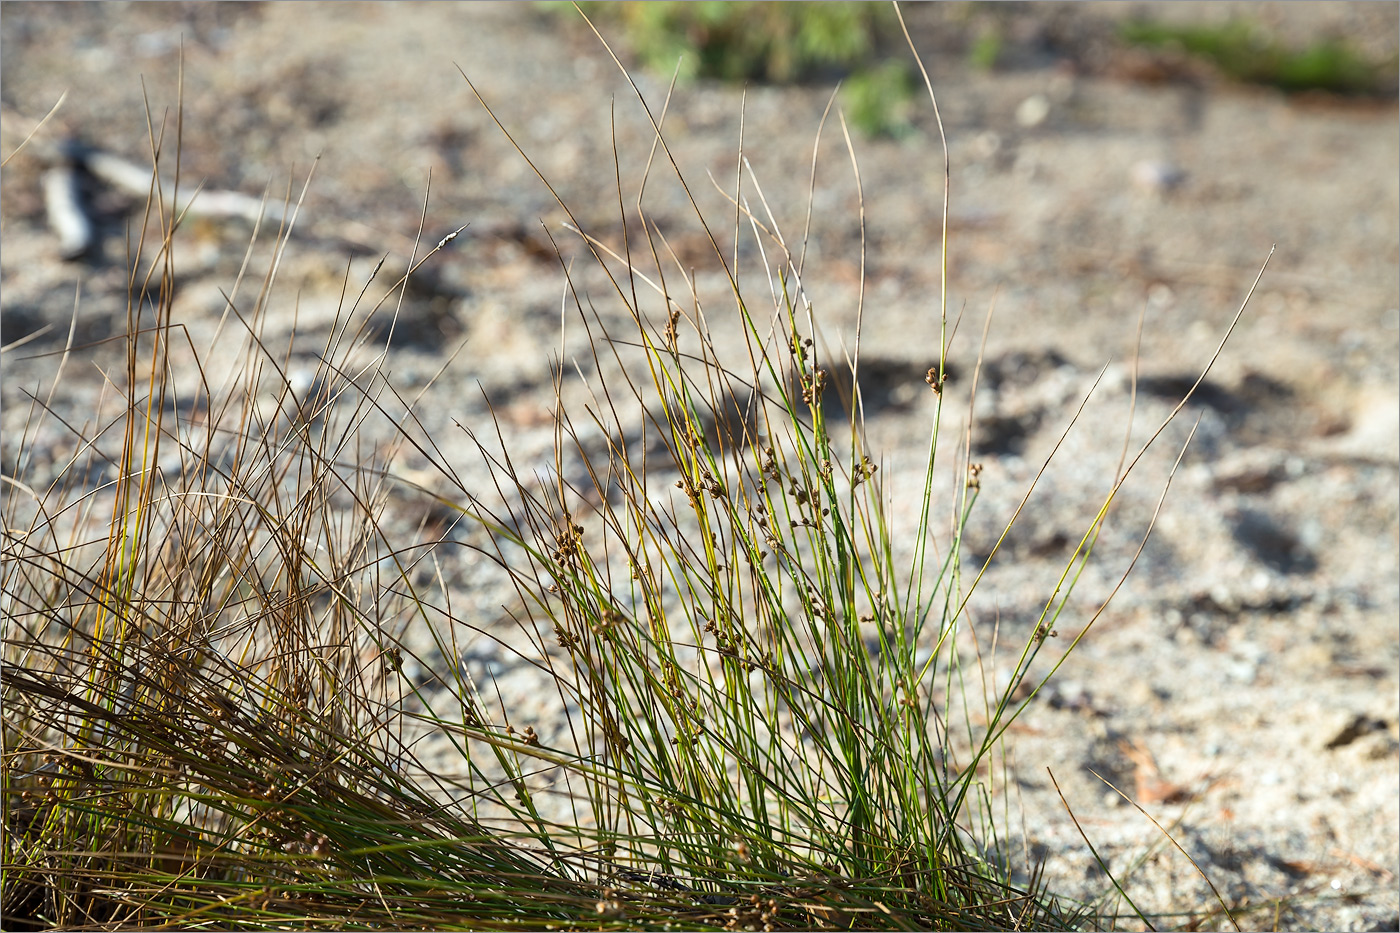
(1131, 160, 1186, 195)
(1015, 94, 1050, 128)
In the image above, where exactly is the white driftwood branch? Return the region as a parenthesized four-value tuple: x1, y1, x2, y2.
(42, 163, 92, 259)
(83, 150, 289, 226)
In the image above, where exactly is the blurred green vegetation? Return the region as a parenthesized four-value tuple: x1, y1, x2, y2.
(548, 4, 1395, 137)
(966, 29, 1003, 72)
(558, 1, 920, 137)
(1120, 18, 1397, 96)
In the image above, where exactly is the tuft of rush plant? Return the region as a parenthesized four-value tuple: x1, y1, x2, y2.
(3, 9, 1264, 931)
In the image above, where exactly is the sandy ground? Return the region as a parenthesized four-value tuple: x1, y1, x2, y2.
(3, 3, 1397, 930)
